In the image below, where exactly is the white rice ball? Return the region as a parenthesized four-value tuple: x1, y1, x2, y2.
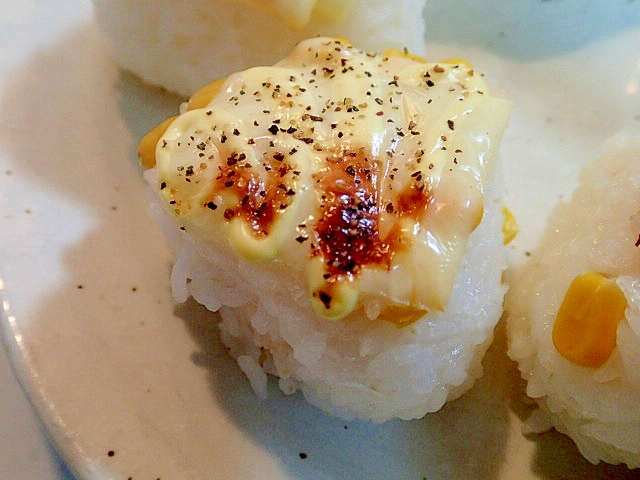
(137, 38, 511, 423)
(506, 129, 640, 467)
(147, 162, 507, 422)
(92, 0, 428, 96)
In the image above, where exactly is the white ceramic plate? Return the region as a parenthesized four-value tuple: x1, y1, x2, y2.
(1, 1, 639, 479)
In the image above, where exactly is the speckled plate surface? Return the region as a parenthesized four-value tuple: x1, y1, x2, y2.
(1, 1, 640, 479)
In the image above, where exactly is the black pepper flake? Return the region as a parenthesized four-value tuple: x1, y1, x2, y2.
(635, 234, 640, 247)
(273, 152, 285, 161)
(160, 181, 167, 190)
(447, 119, 455, 130)
(206, 201, 218, 210)
(268, 124, 279, 135)
(426, 79, 435, 87)
(345, 165, 356, 176)
(319, 291, 332, 309)
(107, 450, 115, 457)
(296, 235, 308, 243)
(299, 453, 308, 460)
(233, 128, 240, 136)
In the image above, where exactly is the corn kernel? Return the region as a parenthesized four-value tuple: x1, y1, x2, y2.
(186, 78, 227, 111)
(552, 272, 628, 368)
(501, 206, 518, 245)
(381, 48, 427, 64)
(440, 57, 474, 70)
(377, 305, 427, 328)
(137, 116, 177, 169)
(330, 36, 353, 47)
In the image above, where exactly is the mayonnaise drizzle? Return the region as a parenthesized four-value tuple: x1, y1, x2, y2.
(154, 37, 511, 322)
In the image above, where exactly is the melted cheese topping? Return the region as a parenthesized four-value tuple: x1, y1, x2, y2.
(153, 38, 511, 322)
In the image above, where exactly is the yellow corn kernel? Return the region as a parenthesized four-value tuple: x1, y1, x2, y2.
(137, 116, 177, 169)
(330, 36, 353, 47)
(382, 48, 427, 64)
(314, 0, 356, 23)
(501, 206, 518, 245)
(186, 77, 227, 111)
(552, 272, 628, 368)
(377, 305, 427, 328)
(440, 57, 474, 70)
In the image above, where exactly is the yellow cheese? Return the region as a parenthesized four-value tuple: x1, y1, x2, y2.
(149, 38, 511, 321)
